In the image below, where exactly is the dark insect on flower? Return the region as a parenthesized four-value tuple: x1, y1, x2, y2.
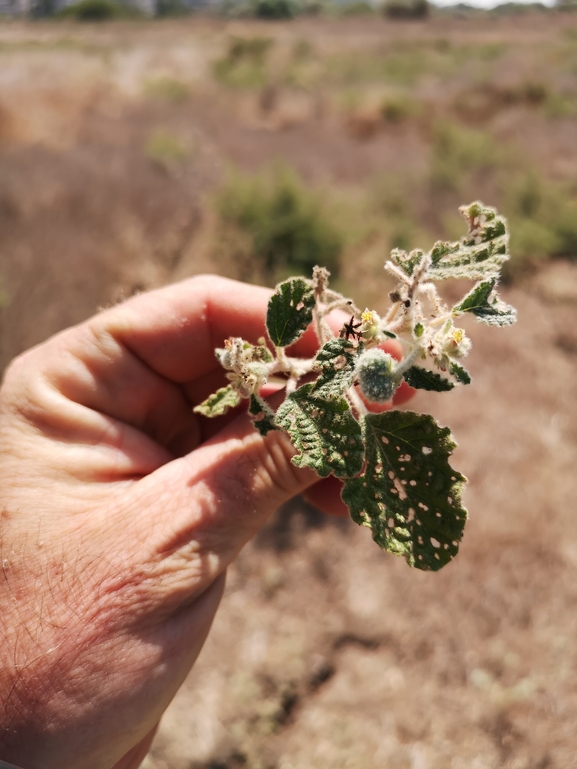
(340, 316, 363, 341)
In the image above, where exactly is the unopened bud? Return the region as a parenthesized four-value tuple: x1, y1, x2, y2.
(355, 348, 400, 403)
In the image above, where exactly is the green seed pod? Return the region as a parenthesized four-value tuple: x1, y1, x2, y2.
(355, 348, 400, 403)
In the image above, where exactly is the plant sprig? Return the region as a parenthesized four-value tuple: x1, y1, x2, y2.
(195, 202, 517, 571)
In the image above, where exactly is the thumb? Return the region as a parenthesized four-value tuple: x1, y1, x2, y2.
(119, 412, 317, 610)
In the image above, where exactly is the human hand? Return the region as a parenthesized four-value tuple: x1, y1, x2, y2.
(0, 276, 410, 769)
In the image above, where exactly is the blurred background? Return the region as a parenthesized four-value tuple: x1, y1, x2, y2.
(1, 1, 577, 767)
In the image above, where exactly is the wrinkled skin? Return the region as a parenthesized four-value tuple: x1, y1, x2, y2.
(0, 277, 411, 769)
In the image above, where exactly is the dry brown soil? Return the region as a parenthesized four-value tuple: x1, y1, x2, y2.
(1, 14, 577, 769)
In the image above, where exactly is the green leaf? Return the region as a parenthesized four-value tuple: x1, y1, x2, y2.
(453, 278, 517, 326)
(312, 337, 359, 399)
(449, 362, 472, 385)
(276, 383, 364, 478)
(428, 202, 510, 282)
(403, 366, 454, 392)
(342, 411, 467, 571)
(194, 385, 242, 417)
(390, 248, 425, 278)
(453, 277, 495, 313)
(266, 278, 315, 348)
(249, 394, 277, 436)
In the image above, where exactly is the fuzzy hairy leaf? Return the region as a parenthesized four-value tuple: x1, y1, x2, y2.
(450, 362, 472, 385)
(403, 366, 454, 392)
(428, 202, 509, 281)
(453, 278, 517, 326)
(249, 394, 277, 436)
(312, 337, 359, 399)
(276, 383, 364, 478)
(194, 385, 242, 417)
(342, 411, 467, 571)
(266, 278, 315, 348)
(390, 248, 425, 278)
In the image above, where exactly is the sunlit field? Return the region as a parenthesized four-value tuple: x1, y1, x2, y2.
(1, 11, 577, 768)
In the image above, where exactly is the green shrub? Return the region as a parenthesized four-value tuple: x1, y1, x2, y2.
(504, 171, 577, 270)
(368, 172, 431, 253)
(429, 120, 497, 192)
(144, 77, 189, 102)
(380, 91, 421, 123)
(340, 1, 376, 15)
(221, 0, 301, 17)
(544, 90, 577, 119)
(57, 0, 134, 20)
(382, 0, 429, 19)
(325, 48, 429, 88)
(215, 165, 343, 280)
(145, 129, 189, 167)
(324, 40, 475, 89)
(452, 80, 548, 123)
(156, 0, 191, 15)
(213, 36, 273, 89)
(250, 0, 301, 17)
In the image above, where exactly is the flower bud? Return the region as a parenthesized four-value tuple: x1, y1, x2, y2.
(355, 348, 400, 403)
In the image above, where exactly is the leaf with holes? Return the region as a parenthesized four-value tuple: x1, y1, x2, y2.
(194, 385, 242, 417)
(341, 411, 467, 571)
(276, 383, 364, 478)
(249, 394, 277, 436)
(312, 337, 359, 399)
(403, 366, 454, 392)
(266, 278, 315, 348)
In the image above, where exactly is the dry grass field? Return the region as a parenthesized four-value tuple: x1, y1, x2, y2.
(1, 11, 577, 769)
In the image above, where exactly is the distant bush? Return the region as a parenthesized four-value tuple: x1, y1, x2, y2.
(380, 91, 421, 123)
(57, 0, 138, 20)
(156, 0, 191, 15)
(145, 129, 189, 168)
(144, 77, 189, 102)
(213, 36, 273, 89)
(340, 0, 375, 15)
(215, 165, 343, 280)
(30, 0, 59, 16)
(490, 1, 549, 14)
(250, 0, 301, 17)
(505, 171, 577, 271)
(453, 81, 548, 123)
(382, 0, 429, 19)
(429, 120, 497, 192)
(221, 0, 302, 17)
(368, 172, 431, 254)
(544, 90, 577, 119)
(299, 0, 325, 13)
